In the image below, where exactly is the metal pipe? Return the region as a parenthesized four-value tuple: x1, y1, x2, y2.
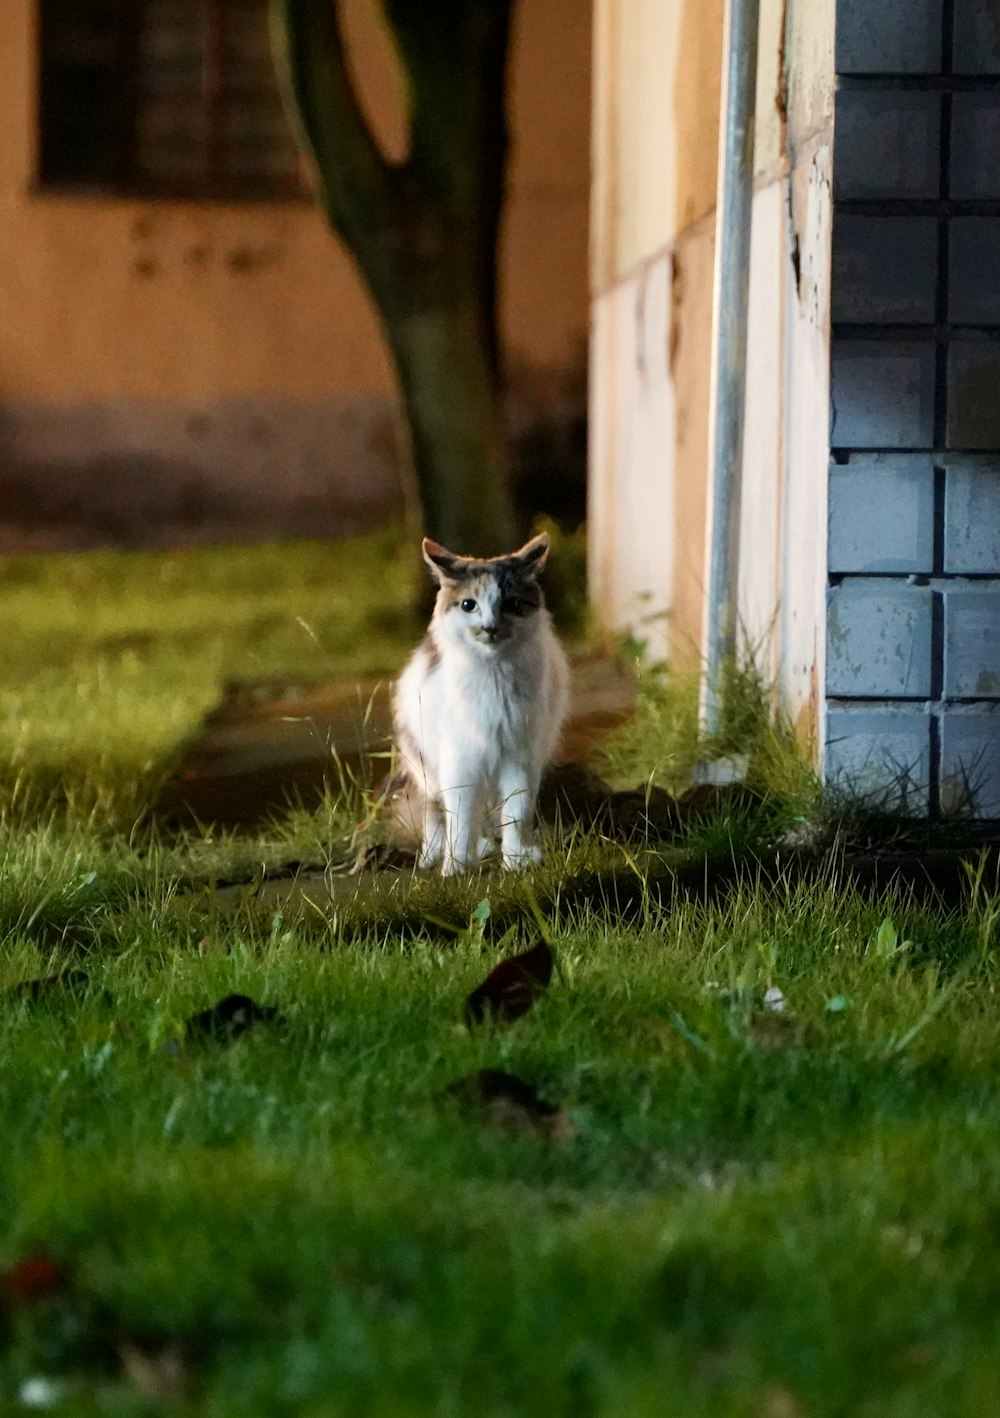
(700, 0, 761, 739)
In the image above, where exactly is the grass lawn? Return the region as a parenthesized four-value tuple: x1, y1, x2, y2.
(1, 534, 999, 1417)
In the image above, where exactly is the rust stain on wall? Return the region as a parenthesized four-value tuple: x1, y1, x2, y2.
(775, 0, 791, 168)
(668, 249, 684, 380)
(669, 221, 716, 665)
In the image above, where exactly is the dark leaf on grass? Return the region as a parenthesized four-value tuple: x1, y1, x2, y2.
(351, 842, 418, 873)
(184, 993, 280, 1041)
(11, 970, 92, 1001)
(465, 940, 553, 1025)
(444, 1069, 573, 1142)
(536, 761, 612, 826)
(1, 1254, 69, 1304)
(675, 782, 763, 821)
(605, 784, 681, 839)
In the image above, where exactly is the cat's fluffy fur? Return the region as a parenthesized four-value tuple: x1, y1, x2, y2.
(393, 533, 570, 875)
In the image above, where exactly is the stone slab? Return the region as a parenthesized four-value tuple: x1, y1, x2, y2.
(836, 0, 943, 73)
(944, 459, 1000, 573)
(827, 579, 934, 697)
(828, 455, 935, 573)
(948, 342, 1000, 450)
(825, 704, 932, 812)
(833, 91, 940, 201)
(952, 0, 1000, 73)
(832, 215, 938, 325)
(951, 92, 1000, 200)
(949, 218, 1000, 326)
(940, 705, 1000, 818)
(943, 585, 1000, 697)
(831, 340, 936, 449)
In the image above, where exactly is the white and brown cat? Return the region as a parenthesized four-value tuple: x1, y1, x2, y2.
(393, 533, 570, 875)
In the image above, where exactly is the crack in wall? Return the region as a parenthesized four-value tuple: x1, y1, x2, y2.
(776, 0, 805, 303)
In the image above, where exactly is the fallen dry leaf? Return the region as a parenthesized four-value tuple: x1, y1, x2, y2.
(11, 971, 91, 1002)
(184, 993, 280, 1042)
(1, 1254, 69, 1304)
(444, 1068, 573, 1142)
(350, 842, 418, 873)
(465, 940, 554, 1026)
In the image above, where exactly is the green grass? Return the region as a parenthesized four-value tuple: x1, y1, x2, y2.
(0, 535, 999, 1416)
(598, 654, 821, 821)
(0, 532, 417, 822)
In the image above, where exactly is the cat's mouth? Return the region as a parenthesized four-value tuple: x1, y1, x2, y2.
(474, 627, 511, 646)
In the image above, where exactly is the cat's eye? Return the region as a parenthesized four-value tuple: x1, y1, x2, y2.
(460, 598, 477, 613)
(502, 596, 523, 616)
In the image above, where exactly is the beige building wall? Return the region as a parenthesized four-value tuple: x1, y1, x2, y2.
(589, 0, 835, 744)
(0, 0, 590, 546)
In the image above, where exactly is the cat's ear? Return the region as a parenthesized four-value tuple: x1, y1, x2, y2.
(422, 538, 466, 584)
(511, 532, 550, 579)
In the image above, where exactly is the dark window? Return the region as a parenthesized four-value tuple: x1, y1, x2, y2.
(38, 0, 304, 198)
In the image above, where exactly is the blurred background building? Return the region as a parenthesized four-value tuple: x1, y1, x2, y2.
(0, 0, 590, 548)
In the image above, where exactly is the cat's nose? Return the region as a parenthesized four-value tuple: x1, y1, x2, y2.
(482, 626, 499, 642)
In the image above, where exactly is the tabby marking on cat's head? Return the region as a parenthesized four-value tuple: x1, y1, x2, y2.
(422, 534, 549, 651)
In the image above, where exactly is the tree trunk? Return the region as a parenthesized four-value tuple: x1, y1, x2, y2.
(269, 0, 518, 557)
(388, 303, 514, 554)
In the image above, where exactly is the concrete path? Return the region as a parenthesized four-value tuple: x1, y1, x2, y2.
(156, 654, 635, 831)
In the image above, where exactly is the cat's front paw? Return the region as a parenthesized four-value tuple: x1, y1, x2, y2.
(502, 843, 542, 871)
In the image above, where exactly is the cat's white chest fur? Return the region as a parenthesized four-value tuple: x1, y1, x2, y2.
(392, 534, 569, 875)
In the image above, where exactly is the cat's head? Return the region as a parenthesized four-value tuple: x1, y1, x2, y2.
(422, 533, 550, 653)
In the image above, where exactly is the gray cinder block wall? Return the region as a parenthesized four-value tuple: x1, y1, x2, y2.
(827, 0, 1000, 817)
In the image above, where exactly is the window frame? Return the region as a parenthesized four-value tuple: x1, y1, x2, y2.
(36, 0, 309, 204)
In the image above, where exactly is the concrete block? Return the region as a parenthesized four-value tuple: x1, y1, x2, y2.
(832, 216, 937, 325)
(947, 342, 1000, 450)
(949, 219, 1000, 325)
(940, 706, 1000, 818)
(827, 580, 934, 697)
(943, 585, 1000, 697)
(831, 340, 936, 449)
(828, 455, 935, 572)
(825, 705, 931, 812)
(834, 92, 940, 200)
(836, 0, 942, 73)
(953, 0, 1000, 72)
(944, 460, 1000, 573)
(951, 93, 1000, 200)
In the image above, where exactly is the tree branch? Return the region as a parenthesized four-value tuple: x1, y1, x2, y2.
(383, 0, 513, 215)
(269, 0, 395, 243)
